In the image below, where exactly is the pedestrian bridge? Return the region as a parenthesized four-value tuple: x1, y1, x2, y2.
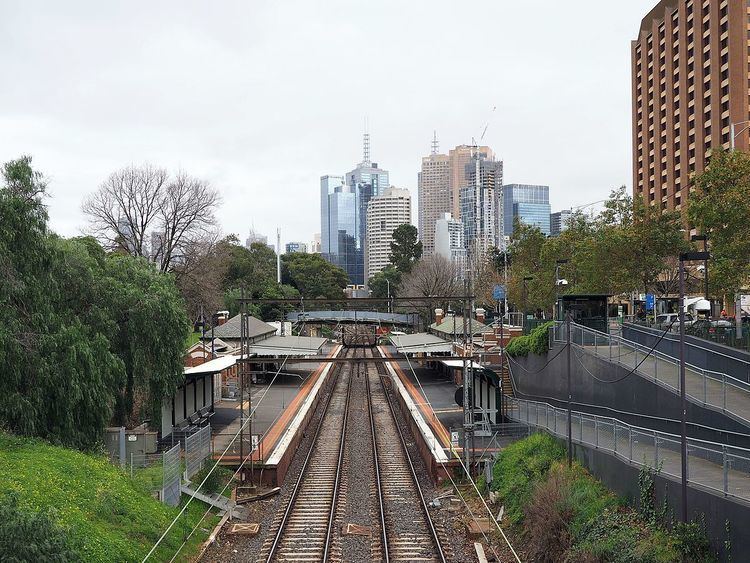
(286, 310, 417, 326)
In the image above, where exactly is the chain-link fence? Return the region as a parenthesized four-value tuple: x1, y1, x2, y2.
(162, 444, 182, 507)
(184, 425, 212, 481)
(506, 395, 750, 502)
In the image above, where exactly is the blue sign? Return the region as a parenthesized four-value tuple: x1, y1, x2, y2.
(645, 293, 655, 311)
(493, 284, 506, 301)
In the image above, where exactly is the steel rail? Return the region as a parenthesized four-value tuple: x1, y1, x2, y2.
(264, 350, 351, 563)
(366, 351, 390, 563)
(373, 350, 447, 563)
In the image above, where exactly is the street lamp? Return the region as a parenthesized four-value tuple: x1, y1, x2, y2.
(679, 250, 710, 523)
(555, 259, 569, 320)
(691, 234, 709, 304)
(730, 120, 750, 151)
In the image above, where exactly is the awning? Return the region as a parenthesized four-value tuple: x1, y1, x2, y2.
(389, 333, 453, 354)
(246, 335, 327, 356)
(184, 355, 237, 376)
(440, 359, 484, 370)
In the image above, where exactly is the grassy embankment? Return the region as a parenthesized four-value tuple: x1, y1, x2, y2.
(0, 433, 219, 562)
(488, 433, 715, 562)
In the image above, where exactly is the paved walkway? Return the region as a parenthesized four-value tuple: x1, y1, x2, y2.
(513, 401, 750, 502)
(579, 339, 750, 425)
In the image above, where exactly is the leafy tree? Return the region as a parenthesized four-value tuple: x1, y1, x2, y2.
(368, 265, 402, 299)
(281, 253, 349, 299)
(389, 224, 422, 273)
(689, 148, 750, 297)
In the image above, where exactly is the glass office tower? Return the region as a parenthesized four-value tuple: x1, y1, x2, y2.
(502, 184, 551, 237)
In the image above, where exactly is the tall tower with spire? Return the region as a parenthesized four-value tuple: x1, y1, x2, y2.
(418, 131, 450, 256)
(343, 126, 390, 285)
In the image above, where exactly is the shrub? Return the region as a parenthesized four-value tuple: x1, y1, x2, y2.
(506, 322, 553, 357)
(0, 492, 79, 562)
(524, 465, 574, 562)
(191, 464, 235, 496)
(490, 433, 564, 524)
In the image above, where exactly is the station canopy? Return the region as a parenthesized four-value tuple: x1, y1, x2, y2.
(183, 355, 237, 377)
(389, 333, 453, 354)
(246, 335, 327, 357)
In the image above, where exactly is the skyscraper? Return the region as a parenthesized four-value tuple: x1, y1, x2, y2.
(632, 0, 750, 214)
(550, 209, 573, 236)
(365, 187, 412, 282)
(502, 184, 551, 238)
(449, 144, 493, 220)
(285, 242, 308, 254)
(320, 175, 361, 283)
(434, 212, 467, 277)
(459, 154, 503, 258)
(418, 132, 450, 256)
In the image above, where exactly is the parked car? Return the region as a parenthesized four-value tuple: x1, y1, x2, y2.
(685, 318, 733, 336)
(654, 313, 693, 331)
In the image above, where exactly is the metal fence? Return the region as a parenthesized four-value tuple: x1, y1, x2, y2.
(184, 425, 212, 481)
(162, 444, 182, 507)
(505, 395, 750, 502)
(629, 318, 750, 353)
(551, 321, 750, 425)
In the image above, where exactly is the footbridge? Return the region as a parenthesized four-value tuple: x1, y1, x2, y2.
(286, 310, 418, 327)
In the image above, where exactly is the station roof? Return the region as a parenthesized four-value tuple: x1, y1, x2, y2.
(246, 335, 327, 356)
(439, 359, 485, 370)
(184, 355, 237, 376)
(389, 333, 453, 354)
(429, 316, 489, 337)
(201, 314, 277, 341)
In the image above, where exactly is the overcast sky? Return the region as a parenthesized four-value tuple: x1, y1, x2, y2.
(0, 1, 657, 247)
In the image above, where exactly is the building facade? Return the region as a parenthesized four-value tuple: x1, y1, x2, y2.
(502, 184, 551, 238)
(285, 242, 308, 254)
(550, 209, 573, 236)
(365, 187, 411, 282)
(310, 233, 321, 254)
(449, 144, 493, 220)
(434, 212, 467, 277)
(459, 155, 504, 257)
(417, 135, 450, 256)
(632, 0, 750, 214)
(320, 175, 362, 284)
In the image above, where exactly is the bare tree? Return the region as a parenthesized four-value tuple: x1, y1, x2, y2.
(82, 165, 220, 272)
(398, 255, 463, 325)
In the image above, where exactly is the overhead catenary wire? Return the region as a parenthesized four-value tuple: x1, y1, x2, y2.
(386, 347, 522, 562)
(144, 327, 314, 562)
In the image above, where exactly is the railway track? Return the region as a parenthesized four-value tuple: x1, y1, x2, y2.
(368, 350, 448, 563)
(260, 351, 352, 562)
(261, 347, 447, 562)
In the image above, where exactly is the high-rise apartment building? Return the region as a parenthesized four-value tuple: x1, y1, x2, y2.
(632, 0, 750, 213)
(285, 242, 308, 254)
(449, 144, 493, 219)
(434, 212, 467, 277)
(310, 233, 321, 254)
(550, 209, 573, 236)
(418, 134, 450, 256)
(502, 184, 551, 239)
(320, 175, 362, 284)
(365, 187, 411, 282)
(459, 155, 503, 258)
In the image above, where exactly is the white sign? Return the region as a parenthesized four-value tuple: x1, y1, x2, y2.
(741, 295, 750, 315)
(251, 434, 259, 452)
(450, 431, 460, 448)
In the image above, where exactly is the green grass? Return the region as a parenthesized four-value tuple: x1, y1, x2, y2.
(0, 433, 219, 562)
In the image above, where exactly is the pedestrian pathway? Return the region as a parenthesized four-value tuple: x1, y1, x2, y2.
(573, 334, 750, 426)
(508, 397, 750, 502)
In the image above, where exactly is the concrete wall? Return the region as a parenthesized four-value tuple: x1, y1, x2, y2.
(623, 323, 750, 384)
(509, 344, 750, 448)
(567, 438, 749, 560)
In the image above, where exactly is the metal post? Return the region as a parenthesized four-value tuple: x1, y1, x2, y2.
(723, 446, 728, 496)
(469, 277, 476, 474)
(566, 310, 572, 468)
(462, 280, 471, 475)
(679, 257, 688, 523)
(239, 290, 245, 482)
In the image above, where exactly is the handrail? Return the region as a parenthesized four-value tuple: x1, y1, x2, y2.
(623, 322, 750, 367)
(553, 321, 750, 394)
(505, 394, 750, 501)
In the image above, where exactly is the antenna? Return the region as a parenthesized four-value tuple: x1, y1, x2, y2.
(362, 117, 371, 165)
(431, 130, 439, 155)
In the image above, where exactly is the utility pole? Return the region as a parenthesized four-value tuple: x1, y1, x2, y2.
(276, 228, 282, 284)
(462, 279, 471, 475)
(469, 276, 476, 475)
(566, 309, 572, 468)
(678, 256, 687, 523)
(239, 289, 245, 483)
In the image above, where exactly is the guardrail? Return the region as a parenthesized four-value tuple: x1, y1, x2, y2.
(551, 322, 750, 425)
(505, 395, 750, 502)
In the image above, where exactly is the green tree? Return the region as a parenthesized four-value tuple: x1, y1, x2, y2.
(389, 224, 422, 273)
(281, 253, 349, 299)
(689, 148, 750, 297)
(368, 265, 402, 299)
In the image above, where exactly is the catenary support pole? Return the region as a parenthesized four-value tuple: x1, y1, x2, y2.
(679, 257, 688, 523)
(566, 309, 572, 468)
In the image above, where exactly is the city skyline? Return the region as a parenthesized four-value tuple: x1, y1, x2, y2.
(0, 1, 659, 247)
